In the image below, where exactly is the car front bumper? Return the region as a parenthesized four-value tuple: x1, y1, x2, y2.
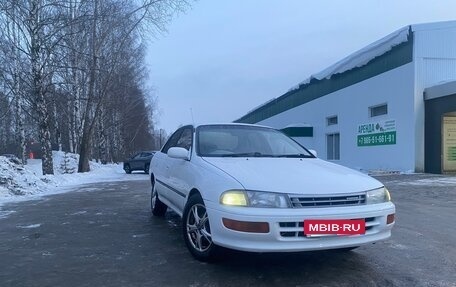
(205, 201, 395, 252)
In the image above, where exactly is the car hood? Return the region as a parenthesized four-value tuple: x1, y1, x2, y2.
(202, 157, 382, 195)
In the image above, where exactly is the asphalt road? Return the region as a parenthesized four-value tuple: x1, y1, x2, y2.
(0, 174, 455, 287)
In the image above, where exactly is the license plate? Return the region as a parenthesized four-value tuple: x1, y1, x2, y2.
(304, 219, 365, 236)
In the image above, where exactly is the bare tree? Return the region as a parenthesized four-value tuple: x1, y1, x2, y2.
(75, 0, 187, 172)
(0, 0, 187, 174)
(0, 1, 27, 164)
(0, 0, 72, 174)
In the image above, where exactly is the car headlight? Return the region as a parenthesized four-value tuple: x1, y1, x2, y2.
(220, 190, 247, 206)
(366, 187, 391, 204)
(220, 190, 290, 208)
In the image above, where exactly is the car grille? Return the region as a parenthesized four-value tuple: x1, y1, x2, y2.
(278, 217, 377, 238)
(289, 193, 366, 208)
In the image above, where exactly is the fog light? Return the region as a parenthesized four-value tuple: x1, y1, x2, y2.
(222, 218, 269, 233)
(387, 213, 395, 224)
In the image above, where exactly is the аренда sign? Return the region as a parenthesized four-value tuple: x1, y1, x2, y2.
(357, 119, 396, 147)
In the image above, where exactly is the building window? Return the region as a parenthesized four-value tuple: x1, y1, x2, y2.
(369, 104, 388, 117)
(327, 133, 340, 160)
(327, 115, 338, 126)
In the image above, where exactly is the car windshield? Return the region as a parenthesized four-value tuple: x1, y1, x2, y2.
(197, 125, 314, 158)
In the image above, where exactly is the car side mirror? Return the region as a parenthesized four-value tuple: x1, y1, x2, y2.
(168, 147, 189, 160)
(309, 149, 317, 157)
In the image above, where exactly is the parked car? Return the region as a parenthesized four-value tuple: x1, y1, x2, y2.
(123, 151, 155, 174)
(149, 124, 395, 261)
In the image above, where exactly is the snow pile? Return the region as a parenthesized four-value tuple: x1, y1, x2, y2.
(55, 151, 79, 174)
(0, 156, 49, 196)
(0, 151, 147, 202)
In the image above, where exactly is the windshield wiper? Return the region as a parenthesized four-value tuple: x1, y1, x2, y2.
(275, 154, 312, 158)
(218, 152, 311, 158)
(219, 152, 272, 157)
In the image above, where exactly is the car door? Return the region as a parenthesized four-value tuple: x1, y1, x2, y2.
(165, 126, 194, 212)
(130, 153, 142, 170)
(138, 152, 151, 169)
(154, 128, 183, 206)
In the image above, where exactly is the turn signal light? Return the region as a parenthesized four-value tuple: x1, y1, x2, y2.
(222, 218, 269, 233)
(387, 213, 395, 224)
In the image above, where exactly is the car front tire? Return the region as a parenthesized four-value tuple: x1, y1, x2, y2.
(124, 164, 131, 174)
(334, 246, 359, 252)
(182, 193, 219, 262)
(151, 183, 167, 216)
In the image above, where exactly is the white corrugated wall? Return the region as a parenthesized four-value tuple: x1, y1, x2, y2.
(413, 22, 456, 171)
(257, 63, 416, 172)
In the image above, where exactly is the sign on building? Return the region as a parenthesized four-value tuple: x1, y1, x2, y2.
(357, 119, 396, 147)
(443, 117, 456, 172)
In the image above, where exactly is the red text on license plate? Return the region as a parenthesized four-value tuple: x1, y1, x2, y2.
(304, 219, 365, 236)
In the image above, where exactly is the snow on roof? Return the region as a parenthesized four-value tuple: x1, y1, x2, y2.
(424, 80, 456, 100)
(283, 123, 312, 128)
(289, 25, 411, 91)
(245, 97, 277, 114)
(289, 20, 456, 92)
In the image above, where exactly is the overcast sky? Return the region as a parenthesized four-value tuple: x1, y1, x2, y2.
(146, 0, 456, 133)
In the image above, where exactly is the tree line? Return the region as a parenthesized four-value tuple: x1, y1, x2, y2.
(0, 0, 185, 175)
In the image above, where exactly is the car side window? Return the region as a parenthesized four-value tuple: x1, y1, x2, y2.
(176, 128, 193, 151)
(133, 153, 141, 159)
(162, 129, 183, 153)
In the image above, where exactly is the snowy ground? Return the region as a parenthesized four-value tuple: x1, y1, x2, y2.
(0, 151, 147, 205)
(397, 176, 456, 186)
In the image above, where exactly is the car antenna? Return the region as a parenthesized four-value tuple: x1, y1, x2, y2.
(190, 108, 195, 125)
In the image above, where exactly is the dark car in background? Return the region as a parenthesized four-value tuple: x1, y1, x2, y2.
(123, 151, 155, 174)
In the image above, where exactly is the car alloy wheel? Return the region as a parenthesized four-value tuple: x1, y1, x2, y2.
(124, 164, 131, 174)
(186, 203, 212, 252)
(183, 194, 218, 261)
(151, 187, 157, 208)
(144, 164, 150, 174)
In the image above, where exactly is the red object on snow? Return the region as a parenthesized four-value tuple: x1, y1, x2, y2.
(29, 152, 34, 159)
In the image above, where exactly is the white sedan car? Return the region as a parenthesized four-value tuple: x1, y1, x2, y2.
(149, 123, 395, 261)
